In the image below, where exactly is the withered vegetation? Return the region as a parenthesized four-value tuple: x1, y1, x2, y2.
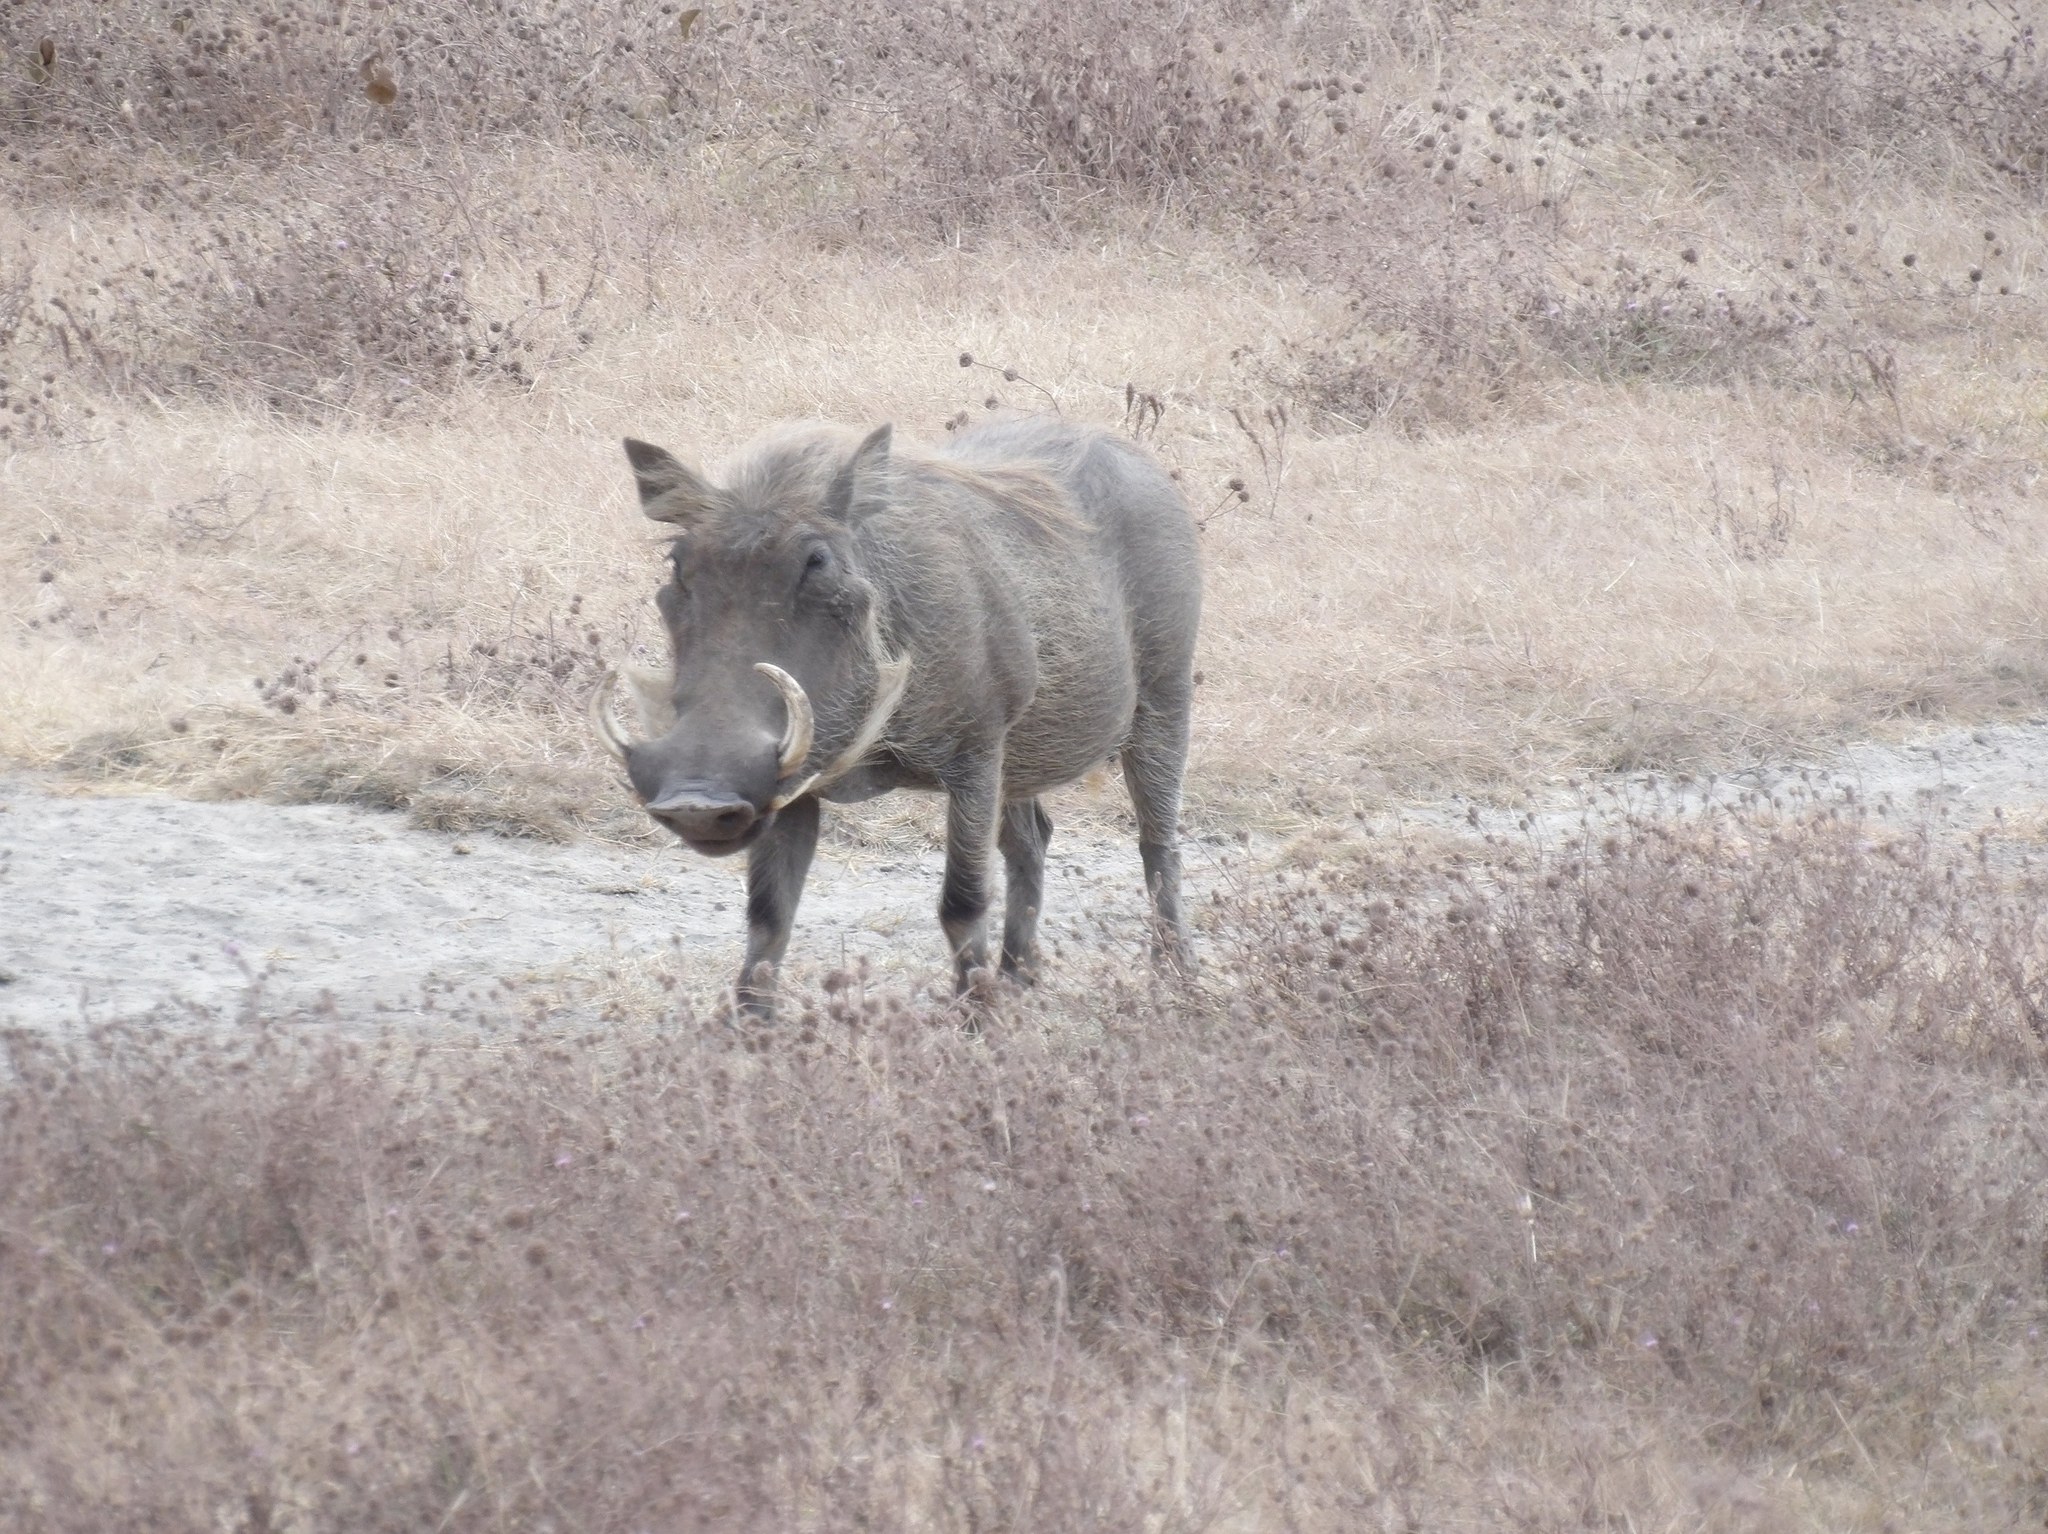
(9, 808, 2048, 1529)
(2, 0, 2044, 826)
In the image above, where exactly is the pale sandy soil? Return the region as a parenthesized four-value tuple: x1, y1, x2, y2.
(7, 716, 2047, 1030)
(0, 778, 1176, 1028)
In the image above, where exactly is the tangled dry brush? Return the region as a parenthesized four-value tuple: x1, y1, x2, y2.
(2, 0, 2041, 426)
(9, 805, 2048, 1528)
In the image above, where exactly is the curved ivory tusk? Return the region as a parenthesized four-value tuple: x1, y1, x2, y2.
(589, 668, 637, 763)
(596, 637, 907, 809)
(767, 648, 912, 810)
(754, 662, 815, 781)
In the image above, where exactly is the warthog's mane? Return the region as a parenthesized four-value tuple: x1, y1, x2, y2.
(907, 454, 1081, 543)
(706, 422, 1082, 546)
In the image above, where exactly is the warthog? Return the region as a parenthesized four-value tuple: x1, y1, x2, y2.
(592, 414, 1201, 1016)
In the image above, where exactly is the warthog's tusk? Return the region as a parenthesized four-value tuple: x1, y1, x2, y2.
(754, 662, 815, 782)
(767, 648, 912, 811)
(593, 647, 908, 811)
(590, 662, 677, 763)
(589, 668, 636, 763)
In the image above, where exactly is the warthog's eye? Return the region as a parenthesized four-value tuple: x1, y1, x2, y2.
(801, 546, 832, 581)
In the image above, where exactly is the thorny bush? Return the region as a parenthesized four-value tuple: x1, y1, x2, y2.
(6, 806, 2048, 1529)
(1, 3, 2040, 428)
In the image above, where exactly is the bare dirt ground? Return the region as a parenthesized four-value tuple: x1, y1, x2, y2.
(0, 777, 1176, 1027)
(10, 715, 2047, 1031)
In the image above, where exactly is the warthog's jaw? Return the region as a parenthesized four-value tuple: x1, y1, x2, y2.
(677, 825, 767, 857)
(640, 775, 778, 854)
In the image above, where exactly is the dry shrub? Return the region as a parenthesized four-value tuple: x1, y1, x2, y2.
(132, 223, 473, 416)
(7, 807, 2048, 1528)
(1677, 11, 2048, 186)
(1248, 6, 2044, 424)
(8, 0, 2030, 199)
(2, 2, 2040, 435)
(0, 0, 745, 151)
(8, 162, 571, 421)
(50, 590, 640, 839)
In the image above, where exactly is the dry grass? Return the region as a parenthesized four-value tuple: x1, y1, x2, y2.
(8, 809, 2048, 1529)
(1, 4, 2043, 832)
(3, 211, 2042, 831)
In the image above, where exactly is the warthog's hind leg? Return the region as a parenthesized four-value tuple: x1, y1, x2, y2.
(1122, 695, 1195, 973)
(736, 794, 820, 1018)
(998, 797, 1054, 984)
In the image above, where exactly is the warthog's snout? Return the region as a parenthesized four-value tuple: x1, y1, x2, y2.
(644, 785, 762, 852)
(596, 660, 813, 855)
(594, 658, 834, 859)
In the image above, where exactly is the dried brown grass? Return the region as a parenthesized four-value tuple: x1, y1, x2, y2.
(2, 2, 2043, 829)
(8, 809, 2048, 1528)
(5, 256, 2043, 834)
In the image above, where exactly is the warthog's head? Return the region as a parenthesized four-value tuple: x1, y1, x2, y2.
(592, 425, 910, 856)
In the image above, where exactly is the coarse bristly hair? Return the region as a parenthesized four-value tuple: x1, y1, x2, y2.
(696, 421, 1084, 545)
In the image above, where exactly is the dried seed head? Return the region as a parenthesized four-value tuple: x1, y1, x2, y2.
(361, 58, 398, 105)
(958, 351, 973, 367)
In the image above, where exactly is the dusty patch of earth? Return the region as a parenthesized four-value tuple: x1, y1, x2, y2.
(1387, 717, 2048, 845)
(7, 718, 2048, 1030)
(0, 780, 1175, 1028)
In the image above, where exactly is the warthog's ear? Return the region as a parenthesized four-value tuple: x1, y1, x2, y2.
(623, 438, 718, 526)
(821, 423, 893, 524)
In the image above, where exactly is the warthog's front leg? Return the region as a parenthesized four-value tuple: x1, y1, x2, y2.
(737, 794, 820, 1018)
(938, 752, 1003, 994)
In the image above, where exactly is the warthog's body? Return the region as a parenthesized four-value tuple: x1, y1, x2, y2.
(594, 414, 1200, 1014)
